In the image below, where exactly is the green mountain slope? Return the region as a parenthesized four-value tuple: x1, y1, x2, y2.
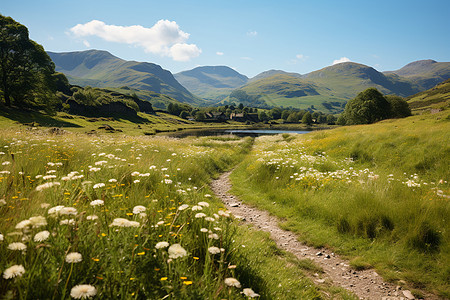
(222, 61, 450, 113)
(384, 59, 450, 90)
(250, 69, 303, 82)
(174, 66, 248, 101)
(48, 50, 203, 105)
(407, 79, 450, 112)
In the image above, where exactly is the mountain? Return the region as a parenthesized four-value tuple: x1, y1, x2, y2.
(48, 50, 203, 105)
(174, 66, 248, 102)
(250, 70, 303, 82)
(407, 79, 450, 112)
(384, 59, 450, 90)
(305, 62, 419, 98)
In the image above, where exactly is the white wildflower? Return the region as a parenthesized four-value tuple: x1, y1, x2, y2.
(29, 216, 47, 227)
(242, 288, 260, 297)
(90, 200, 104, 207)
(108, 178, 117, 183)
(132, 206, 146, 214)
(198, 201, 210, 207)
(86, 215, 98, 221)
(3, 265, 25, 279)
(70, 284, 97, 299)
(155, 241, 170, 249)
(7, 242, 27, 251)
(60, 207, 77, 215)
(34, 230, 50, 242)
(224, 277, 241, 288)
(36, 182, 60, 191)
(200, 228, 208, 233)
(191, 205, 202, 211)
(208, 246, 221, 254)
(195, 213, 206, 218)
(178, 204, 189, 211)
(66, 252, 83, 263)
(93, 183, 105, 189)
(168, 244, 187, 259)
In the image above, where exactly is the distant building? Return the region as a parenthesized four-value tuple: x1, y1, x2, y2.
(205, 112, 227, 122)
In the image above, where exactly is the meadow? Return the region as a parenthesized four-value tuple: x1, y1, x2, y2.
(0, 128, 356, 299)
(230, 111, 450, 298)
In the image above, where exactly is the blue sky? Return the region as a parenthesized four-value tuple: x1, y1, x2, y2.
(2, 0, 449, 77)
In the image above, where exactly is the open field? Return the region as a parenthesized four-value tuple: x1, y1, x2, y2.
(230, 111, 450, 298)
(0, 128, 357, 299)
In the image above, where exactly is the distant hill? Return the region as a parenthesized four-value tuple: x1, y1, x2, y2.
(250, 70, 303, 82)
(48, 50, 203, 105)
(384, 59, 450, 91)
(407, 79, 450, 113)
(174, 66, 248, 102)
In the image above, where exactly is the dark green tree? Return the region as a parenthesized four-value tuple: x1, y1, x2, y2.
(179, 110, 189, 119)
(326, 114, 336, 124)
(258, 111, 270, 122)
(385, 95, 412, 118)
(302, 111, 313, 125)
(281, 110, 291, 120)
(0, 15, 57, 111)
(343, 88, 391, 124)
(269, 107, 282, 119)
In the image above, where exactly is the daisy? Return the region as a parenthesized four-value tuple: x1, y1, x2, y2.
(34, 230, 50, 242)
(7, 242, 27, 251)
(168, 244, 187, 259)
(224, 277, 241, 288)
(66, 252, 83, 263)
(155, 241, 170, 249)
(70, 284, 97, 299)
(3, 265, 25, 279)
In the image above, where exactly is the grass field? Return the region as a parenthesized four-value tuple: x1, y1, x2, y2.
(230, 111, 450, 298)
(0, 127, 358, 299)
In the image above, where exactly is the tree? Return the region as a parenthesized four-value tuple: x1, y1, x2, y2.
(0, 15, 57, 110)
(258, 111, 270, 122)
(385, 95, 411, 118)
(302, 111, 313, 125)
(326, 114, 336, 124)
(269, 107, 282, 120)
(343, 88, 391, 124)
(281, 110, 291, 120)
(179, 110, 189, 119)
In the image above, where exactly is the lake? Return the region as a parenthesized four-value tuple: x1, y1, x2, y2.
(162, 128, 313, 138)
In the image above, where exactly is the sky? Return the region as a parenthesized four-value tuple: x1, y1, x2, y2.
(2, 0, 450, 77)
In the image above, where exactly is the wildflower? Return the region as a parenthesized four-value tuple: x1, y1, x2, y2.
(66, 252, 83, 263)
(43, 175, 57, 180)
(0, 199, 6, 206)
(168, 244, 187, 259)
(108, 178, 117, 183)
(8, 242, 27, 251)
(195, 213, 206, 218)
(86, 215, 98, 221)
(178, 204, 189, 211)
(60, 219, 75, 225)
(34, 230, 50, 242)
(133, 180, 140, 184)
(93, 183, 105, 189)
(155, 241, 169, 249)
(15, 220, 32, 230)
(208, 246, 221, 254)
(29, 216, 47, 227)
(95, 160, 107, 166)
(200, 228, 208, 233)
(109, 218, 140, 227)
(198, 201, 210, 207)
(224, 277, 241, 288)
(0, 233, 3, 242)
(218, 210, 230, 218)
(48, 205, 65, 215)
(191, 205, 202, 211)
(60, 207, 78, 215)
(242, 288, 260, 298)
(2, 161, 11, 165)
(89, 167, 101, 172)
(133, 206, 146, 214)
(164, 179, 173, 184)
(208, 233, 219, 240)
(204, 194, 211, 198)
(3, 265, 25, 279)
(205, 217, 215, 222)
(70, 284, 97, 299)
(36, 182, 61, 191)
(90, 200, 104, 207)
(131, 171, 140, 176)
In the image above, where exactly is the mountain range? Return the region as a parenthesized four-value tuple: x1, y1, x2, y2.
(48, 50, 450, 113)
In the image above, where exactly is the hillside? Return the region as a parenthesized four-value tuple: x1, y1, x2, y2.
(407, 78, 450, 113)
(222, 61, 450, 113)
(250, 69, 303, 82)
(174, 66, 248, 101)
(384, 59, 450, 90)
(48, 50, 204, 105)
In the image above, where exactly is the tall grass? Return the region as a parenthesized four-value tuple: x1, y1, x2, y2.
(230, 113, 450, 297)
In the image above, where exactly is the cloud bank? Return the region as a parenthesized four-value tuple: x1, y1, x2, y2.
(332, 57, 351, 65)
(70, 20, 201, 61)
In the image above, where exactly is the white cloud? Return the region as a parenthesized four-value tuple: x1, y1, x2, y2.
(70, 19, 201, 61)
(296, 54, 305, 60)
(332, 57, 351, 65)
(216, 51, 224, 56)
(83, 40, 90, 47)
(247, 31, 258, 37)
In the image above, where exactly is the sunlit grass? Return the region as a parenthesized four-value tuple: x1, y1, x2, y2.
(230, 112, 450, 297)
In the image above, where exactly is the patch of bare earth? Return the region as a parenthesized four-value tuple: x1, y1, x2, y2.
(211, 171, 439, 300)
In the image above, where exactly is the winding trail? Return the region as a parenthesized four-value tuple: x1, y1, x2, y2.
(211, 171, 437, 300)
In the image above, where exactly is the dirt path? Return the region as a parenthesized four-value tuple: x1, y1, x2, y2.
(211, 171, 437, 300)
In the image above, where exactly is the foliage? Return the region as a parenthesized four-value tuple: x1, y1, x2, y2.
(342, 88, 391, 124)
(302, 111, 313, 125)
(0, 15, 59, 112)
(385, 95, 412, 118)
